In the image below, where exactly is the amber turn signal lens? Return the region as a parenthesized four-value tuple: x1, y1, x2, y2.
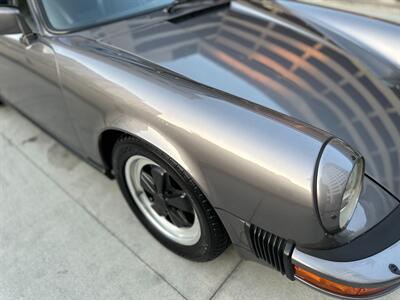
(294, 265, 384, 296)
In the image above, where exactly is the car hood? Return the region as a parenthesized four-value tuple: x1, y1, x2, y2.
(89, 0, 400, 199)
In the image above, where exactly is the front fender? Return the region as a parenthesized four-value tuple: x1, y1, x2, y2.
(55, 36, 391, 250)
(97, 71, 332, 248)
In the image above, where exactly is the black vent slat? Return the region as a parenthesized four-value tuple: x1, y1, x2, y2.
(266, 232, 274, 265)
(278, 239, 286, 274)
(257, 228, 264, 260)
(251, 226, 258, 257)
(264, 232, 272, 264)
(260, 229, 267, 261)
(274, 237, 282, 271)
(256, 227, 263, 259)
(271, 235, 279, 268)
(268, 234, 275, 268)
(250, 226, 258, 258)
(275, 238, 284, 274)
(254, 227, 260, 258)
(247, 224, 294, 276)
(261, 230, 268, 261)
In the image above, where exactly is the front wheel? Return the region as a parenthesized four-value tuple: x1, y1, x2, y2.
(112, 135, 230, 261)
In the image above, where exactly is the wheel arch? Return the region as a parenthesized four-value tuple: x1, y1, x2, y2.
(98, 128, 125, 177)
(97, 125, 212, 199)
(97, 125, 237, 247)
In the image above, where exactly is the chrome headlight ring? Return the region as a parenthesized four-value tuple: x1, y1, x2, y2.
(315, 138, 365, 233)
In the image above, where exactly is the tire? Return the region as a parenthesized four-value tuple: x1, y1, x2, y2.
(112, 135, 230, 261)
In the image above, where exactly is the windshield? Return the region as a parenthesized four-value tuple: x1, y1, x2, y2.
(39, 0, 174, 31)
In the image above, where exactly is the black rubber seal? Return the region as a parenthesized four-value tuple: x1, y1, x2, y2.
(298, 205, 400, 262)
(283, 241, 296, 280)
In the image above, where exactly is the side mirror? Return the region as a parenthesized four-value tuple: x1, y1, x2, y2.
(0, 7, 22, 35)
(0, 6, 35, 44)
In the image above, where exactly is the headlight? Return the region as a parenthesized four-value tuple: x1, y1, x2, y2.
(316, 138, 364, 233)
(339, 157, 364, 229)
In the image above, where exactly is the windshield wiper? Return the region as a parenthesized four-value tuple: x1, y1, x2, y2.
(163, 0, 218, 14)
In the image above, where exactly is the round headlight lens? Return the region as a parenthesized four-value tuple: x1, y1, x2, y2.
(339, 158, 364, 229)
(316, 138, 365, 233)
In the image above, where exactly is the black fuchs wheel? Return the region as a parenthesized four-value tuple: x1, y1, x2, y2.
(112, 135, 230, 261)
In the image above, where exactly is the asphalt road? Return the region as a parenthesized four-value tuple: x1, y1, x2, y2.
(1, 105, 399, 300)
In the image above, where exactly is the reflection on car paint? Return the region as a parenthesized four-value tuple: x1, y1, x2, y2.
(95, 1, 400, 198)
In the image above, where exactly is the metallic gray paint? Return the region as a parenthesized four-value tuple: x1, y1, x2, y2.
(52, 35, 331, 248)
(277, 0, 400, 70)
(0, 33, 83, 152)
(216, 176, 399, 251)
(73, 0, 400, 246)
(92, 0, 400, 201)
(0, 1, 400, 289)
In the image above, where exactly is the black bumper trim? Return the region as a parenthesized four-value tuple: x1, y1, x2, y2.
(298, 205, 400, 262)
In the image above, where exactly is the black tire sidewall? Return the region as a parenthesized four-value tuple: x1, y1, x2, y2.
(112, 137, 219, 260)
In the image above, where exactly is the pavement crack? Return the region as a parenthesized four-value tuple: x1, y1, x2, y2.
(1, 132, 13, 145)
(21, 136, 38, 145)
(209, 258, 243, 300)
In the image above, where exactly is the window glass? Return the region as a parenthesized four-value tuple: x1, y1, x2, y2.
(39, 0, 173, 31)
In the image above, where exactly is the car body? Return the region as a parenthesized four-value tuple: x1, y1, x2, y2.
(0, 0, 400, 298)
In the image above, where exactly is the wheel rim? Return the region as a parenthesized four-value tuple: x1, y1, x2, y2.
(124, 155, 201, 246)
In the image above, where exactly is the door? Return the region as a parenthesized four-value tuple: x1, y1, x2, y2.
(0, 0, 82, 152)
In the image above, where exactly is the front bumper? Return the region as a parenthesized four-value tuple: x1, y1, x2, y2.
(291, 239, 400, 298)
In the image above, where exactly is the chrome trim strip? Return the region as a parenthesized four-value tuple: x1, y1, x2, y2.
(292, 239, 400, 288)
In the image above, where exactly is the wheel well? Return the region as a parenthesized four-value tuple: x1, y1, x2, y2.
(99, 129, 232, 247)
(98, 129, 125, 175)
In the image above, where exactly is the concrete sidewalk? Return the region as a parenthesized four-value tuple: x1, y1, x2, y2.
(1, 105, 398, 300)
(300, 0, 400, 24)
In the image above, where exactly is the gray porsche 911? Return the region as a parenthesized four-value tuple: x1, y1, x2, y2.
(1, 0, 400, 298)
